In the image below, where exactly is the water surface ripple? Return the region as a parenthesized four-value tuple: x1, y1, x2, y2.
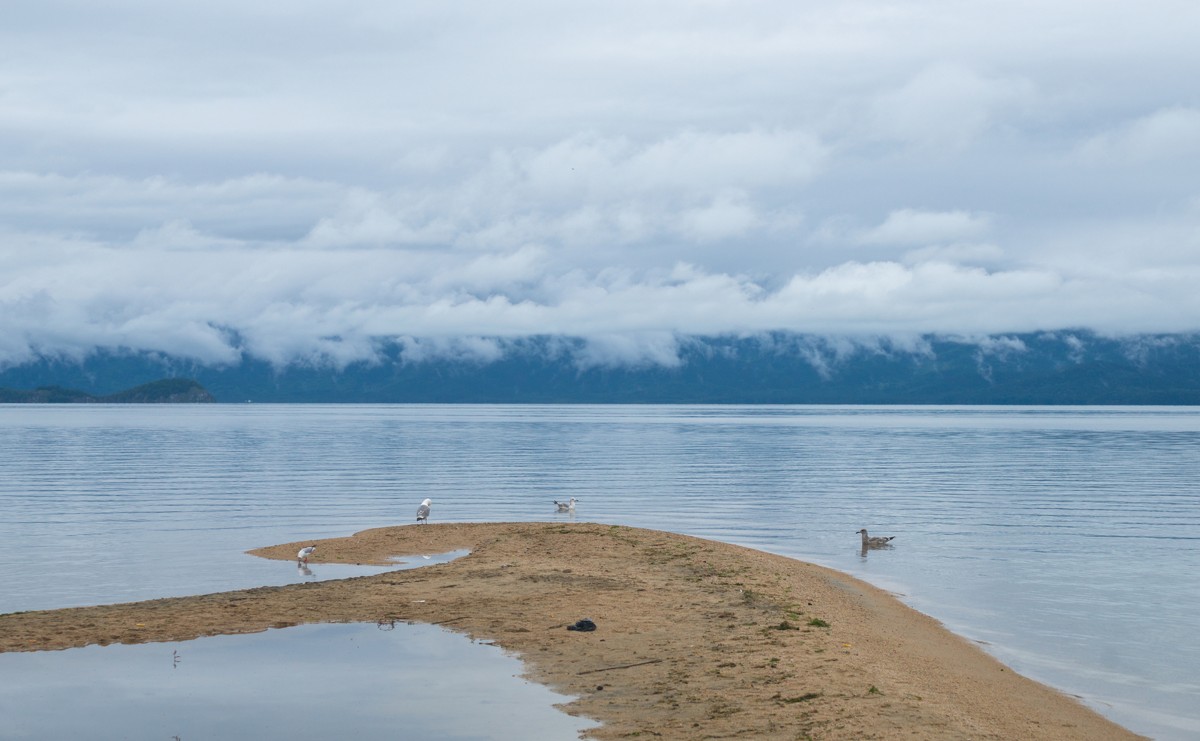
(2, 404, 1198, 740)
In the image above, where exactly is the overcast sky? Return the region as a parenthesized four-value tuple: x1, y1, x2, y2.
(3, 0, 1199, 367)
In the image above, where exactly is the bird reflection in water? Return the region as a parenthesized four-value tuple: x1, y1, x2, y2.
(857, 528, 896, 558)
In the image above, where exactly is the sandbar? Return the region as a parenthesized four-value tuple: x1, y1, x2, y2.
(0, 522, 1143, 740)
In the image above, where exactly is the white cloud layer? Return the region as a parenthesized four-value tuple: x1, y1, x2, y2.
(3, 1, 1200, 368)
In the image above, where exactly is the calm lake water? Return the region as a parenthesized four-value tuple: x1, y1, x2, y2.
(1, 404, 1198, 740)
(0, 622, 595, 740)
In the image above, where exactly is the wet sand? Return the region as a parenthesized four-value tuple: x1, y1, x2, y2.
(0, 522, 1143, 740)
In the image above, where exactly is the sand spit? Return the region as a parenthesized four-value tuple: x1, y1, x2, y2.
(0, 522, 1143, 740)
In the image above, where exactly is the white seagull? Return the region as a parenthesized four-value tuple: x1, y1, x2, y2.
(857, 529, 895, 548)
(297, 545, 317, 564)
(416, 498, 432, 524)
(554, 497, 578, 513)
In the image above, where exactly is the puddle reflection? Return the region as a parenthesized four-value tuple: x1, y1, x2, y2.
(291, 549, 469, 583)
(0, 621, 594, 740)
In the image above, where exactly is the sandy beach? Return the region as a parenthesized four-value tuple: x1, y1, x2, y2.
(0, 522, 1143, 740)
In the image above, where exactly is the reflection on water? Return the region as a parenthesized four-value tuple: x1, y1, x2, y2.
(0, 622, 595, 741)
(858, 544, 895, 559)
(2, 404, 1199, 740)
(291, 549, 469, 583)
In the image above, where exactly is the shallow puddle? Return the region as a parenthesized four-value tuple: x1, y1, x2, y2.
(0, 621, 595, 740)
(291, 548, 471, 582)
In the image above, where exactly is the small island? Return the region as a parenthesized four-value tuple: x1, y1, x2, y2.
(0, 378, 215, 404)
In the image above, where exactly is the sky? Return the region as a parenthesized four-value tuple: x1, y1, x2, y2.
(2, 0, 1199, 368)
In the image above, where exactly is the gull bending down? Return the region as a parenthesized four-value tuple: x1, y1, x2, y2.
(416, 498, 432, 524)
(297, 545, 317, 564)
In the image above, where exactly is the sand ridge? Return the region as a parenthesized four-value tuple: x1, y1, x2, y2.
(0, 522, 1143, 740)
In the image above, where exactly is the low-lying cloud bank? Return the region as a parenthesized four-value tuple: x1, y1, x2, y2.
(4, 238, 1199, 372)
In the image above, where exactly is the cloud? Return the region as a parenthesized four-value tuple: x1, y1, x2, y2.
(1078, 107, 1200, 163)
(0, 171, 341, 243)
(574, 332, 686, 369)
(4, 232, 1200, 368)
(903, 243, 1005, 266)
(4, 1, 1200, 370)
(864, 64, 1035, 151)
(449, 129, 826, 249)
(860, 209, 993, 246)
(394, 336, 507, 366)
(677, 191, 762, 242)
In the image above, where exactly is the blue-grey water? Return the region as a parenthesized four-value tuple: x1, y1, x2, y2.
(1, 404, 1198, 740)
(0, 621, 594, 740)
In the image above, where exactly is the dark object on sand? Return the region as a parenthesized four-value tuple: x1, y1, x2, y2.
(567, 618, 597, 632)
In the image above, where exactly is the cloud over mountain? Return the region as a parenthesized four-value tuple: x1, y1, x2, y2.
(3, 1, 1200, 370)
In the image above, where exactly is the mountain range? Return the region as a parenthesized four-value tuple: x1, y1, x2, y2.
(1, 331, 1197, 404)
(0, 378, 215, 404)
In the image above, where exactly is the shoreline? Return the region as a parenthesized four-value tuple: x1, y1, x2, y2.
(0, 522, 1143, 740)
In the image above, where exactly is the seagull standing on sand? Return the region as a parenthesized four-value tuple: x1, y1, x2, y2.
(857, 529, 895, 548)
(416, 498, 432, 524)
(297, 545, 316, 564)
(554, 497, 578, 513)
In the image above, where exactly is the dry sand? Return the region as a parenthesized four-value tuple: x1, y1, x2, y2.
(0, 522, 1144, 740)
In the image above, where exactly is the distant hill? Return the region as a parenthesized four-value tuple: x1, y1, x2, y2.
(1, 331, 1198, 404)
(0, 378, 215, 404)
